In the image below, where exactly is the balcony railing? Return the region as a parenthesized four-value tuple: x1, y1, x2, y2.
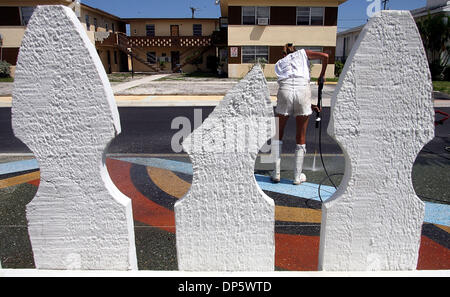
(127, 35, 212, 48)
(94, 31, 118, 47)
(95, 32, 217, 49)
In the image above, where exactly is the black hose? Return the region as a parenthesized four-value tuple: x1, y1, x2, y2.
(316, 81, 339, 203)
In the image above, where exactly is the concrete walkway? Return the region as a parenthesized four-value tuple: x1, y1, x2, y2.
(114, 80, 336, 96)
(1, 78, 449, 108)
(111, 74, 171, 94)
(1, 94, 449, 108)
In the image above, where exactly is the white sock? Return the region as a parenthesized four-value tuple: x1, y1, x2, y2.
(294, 144, 306, 182)
(272, 140, 283, 178)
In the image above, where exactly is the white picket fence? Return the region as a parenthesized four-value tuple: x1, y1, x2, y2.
(1, 6, 436, 272)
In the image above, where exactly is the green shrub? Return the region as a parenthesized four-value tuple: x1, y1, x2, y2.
(0, 60, 11, 78)
(443, 66, 450, 81)
(335, 61, 344, 78)
(430, 61, 445, 81)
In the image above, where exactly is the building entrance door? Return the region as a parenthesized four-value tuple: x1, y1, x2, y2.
(170, 25, 179, 37)
(171, 51, 180, 72)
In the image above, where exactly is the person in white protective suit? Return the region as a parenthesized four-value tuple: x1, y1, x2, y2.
(271, 43, 328, 185)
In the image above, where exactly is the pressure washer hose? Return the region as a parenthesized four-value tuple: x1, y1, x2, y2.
(316, 85, 449, 203)
(316, 79, 342, 202)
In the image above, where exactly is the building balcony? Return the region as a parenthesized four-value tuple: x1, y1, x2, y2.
(126, 35, 213, 48)
(95, 32, 218, 51)
(0, 26, 26, 47)
(94, 31, 119, 47)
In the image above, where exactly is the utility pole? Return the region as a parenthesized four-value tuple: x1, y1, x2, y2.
(190, 7, 197, 18)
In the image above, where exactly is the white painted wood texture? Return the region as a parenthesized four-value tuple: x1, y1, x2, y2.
(2, 7, 436, 272)
(175, 65, 276, 271)
(319, 11, 434, 271)
(11, 6, 137, 270)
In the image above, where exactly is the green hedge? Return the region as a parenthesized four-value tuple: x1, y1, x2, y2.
(0, 60, 12, 78)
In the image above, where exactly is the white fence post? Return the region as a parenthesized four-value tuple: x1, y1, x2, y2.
(319, 11, 435, 271)
(175, 65, 276, 271)
(11, 5, 137, 270)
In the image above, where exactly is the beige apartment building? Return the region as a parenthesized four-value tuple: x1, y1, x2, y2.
(220, 0, 347, 78)
(0, 0, 128, 76)
(1, 0, 346, 79)
(124, 18, 221, 73)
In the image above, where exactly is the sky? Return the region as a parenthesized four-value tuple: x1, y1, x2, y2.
(81, 0, 427, 31)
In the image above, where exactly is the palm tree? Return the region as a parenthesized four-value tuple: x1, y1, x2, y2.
(417, 13, 450, 80)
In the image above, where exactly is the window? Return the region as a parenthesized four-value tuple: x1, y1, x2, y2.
(161, 53, 170, 63)
(94, 18, 98, 31)
(85, 15, 90, 31)
(296, 7, 324, 26)
(147, 52, 156, 64)
(310, 7, 325, 25)
(146, 24, 155, 36)
(296, 46, 323, 64)
(296, 7, 310, 25)
(193, 24, 202, 36)
(242, 46, 269, 64)
(105, 23, 109, 32)
(112, 23, 115, 33)
(242, 6, 269, 25)
(220, 17, 228, 28)
(20, 6, 35, 26)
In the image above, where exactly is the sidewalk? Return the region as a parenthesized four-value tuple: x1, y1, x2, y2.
(1, 76, 449, 107)
(111, 74, 171, 94)
(2, 94, 449, 108)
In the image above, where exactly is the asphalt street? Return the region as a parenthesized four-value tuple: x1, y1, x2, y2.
(1, 105, 448, 155)
(0, 105, 449, 270)
(0, 106, 341, 154)
(0, 106, 449, 204)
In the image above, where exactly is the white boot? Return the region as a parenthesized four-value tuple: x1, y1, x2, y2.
(271, 140, 282, 183)
(293, 144, 307, 185)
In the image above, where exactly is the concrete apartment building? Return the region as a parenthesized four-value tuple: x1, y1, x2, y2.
(124, 17, 220, 73)
(220, 0, 347, 78)
(1, 0, 348, 79)
(0, 0, 128, 76)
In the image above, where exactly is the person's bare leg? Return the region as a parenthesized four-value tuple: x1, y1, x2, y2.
(271, 115, 289, 183)
(275, 115, 289, 141)
(293, 116, 309, 185)
(295, 115, 309, 145)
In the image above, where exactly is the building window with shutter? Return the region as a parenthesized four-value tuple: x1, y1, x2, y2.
(242, 6, 270, 25)
(193, 24, 202, 36)
(295, 46, 323, 64)
(85, 15, 90, 31)
(296, 7, 324, 26)
(242, 46, 269, 64)
(146, 24, 155, 36)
